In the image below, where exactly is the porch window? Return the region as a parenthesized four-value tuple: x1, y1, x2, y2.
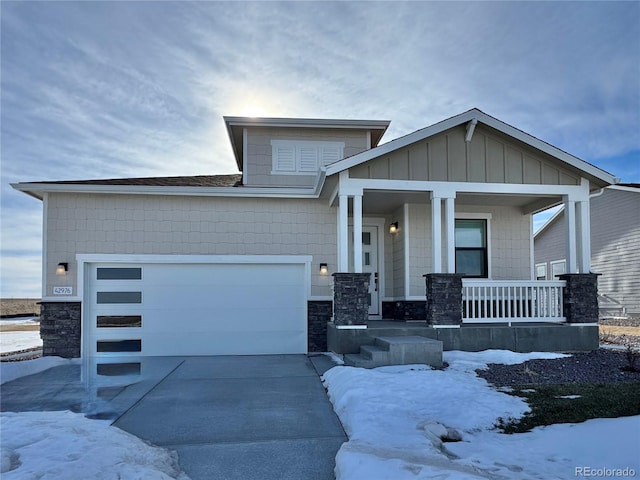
(455, 219, 488, 277)
(550, 260, 566, 278)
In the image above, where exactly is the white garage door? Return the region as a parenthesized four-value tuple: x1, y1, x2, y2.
(85, 262, 307, 357)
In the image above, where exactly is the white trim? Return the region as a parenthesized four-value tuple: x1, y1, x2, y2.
(366, 130, 371, 150)
(444, 197, 455, 273)
(309, 295, 333, 301)
(242, 128, 248, 185)
(42, 193, 48, 298)
(11, 182, 323, 200)
(41, 296, 82, 302)
(403, 203, 410, 298)
(338, 194, 349, 271)
(325, 109, 616, 185)
(530, 215, 536, 280)
(338, 177, 592, 198)
(577, 200, 591, 273)
(564, 198, 577, 273)
(570, 323, 598, 327)
(353, 195, 363, 273)
(431, 193, 442, 273)
(335, 325, 368, 330)
(432, 325, 461, 329)
(608, 185, 640, 193)
(224, 116, 390, 130)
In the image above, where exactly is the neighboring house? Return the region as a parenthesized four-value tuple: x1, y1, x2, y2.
(534, 184, 640, 315)
(12, 109, 616, 362)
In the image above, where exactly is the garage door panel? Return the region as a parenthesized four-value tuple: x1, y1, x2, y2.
(87, 261, 308, 357)
(144, 264, 304, 287)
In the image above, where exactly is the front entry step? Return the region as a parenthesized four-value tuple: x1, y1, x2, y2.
(344, 335, 443, 369)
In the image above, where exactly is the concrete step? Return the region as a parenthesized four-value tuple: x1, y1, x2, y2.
(359, 345, 389, 362)
(343, 353, 379, 368)
(374, 336, 443, 367)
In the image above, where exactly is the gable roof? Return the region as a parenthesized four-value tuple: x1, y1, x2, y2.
(224, 116, 390, 170)
(325, 108, 617, 187)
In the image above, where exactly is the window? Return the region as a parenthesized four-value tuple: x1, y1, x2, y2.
(455, 219, 488, 277)
(551, 260, 566, 278)
(271, 140, 344, 174)
(535, 263, 547, 280)
(97, 268, 142, 280)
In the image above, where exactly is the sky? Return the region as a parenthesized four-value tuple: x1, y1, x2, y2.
(1, 1, 639, 297)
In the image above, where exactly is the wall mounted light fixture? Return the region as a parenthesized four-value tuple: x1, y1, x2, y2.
(389, 222, 399, 234)
(319, 263, 328, 275)
(56, 262, 68, 275)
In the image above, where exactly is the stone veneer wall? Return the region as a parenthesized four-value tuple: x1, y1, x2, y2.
(424, 274, 462, 326)
(40, 302, 81, 358)
(332, 273, 370, 326)
(559, 273, 600, 323)
(307, 301, 332, 352)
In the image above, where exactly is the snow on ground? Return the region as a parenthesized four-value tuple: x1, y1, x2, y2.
(1, 411, 189, 479)
(1, 359, 191, 479)
(0, 317, 42, 354)
(323, 350, 640, 480)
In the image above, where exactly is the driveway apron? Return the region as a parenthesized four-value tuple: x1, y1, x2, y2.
(113, 354, 346, 480)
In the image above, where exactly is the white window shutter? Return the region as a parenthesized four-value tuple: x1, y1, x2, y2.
(274, 145, 295, 172)
(298, 146, 318, 172)
(320, 145, 343, 166)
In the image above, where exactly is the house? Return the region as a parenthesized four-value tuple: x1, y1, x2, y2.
(534, 184, 640, 316)
(12, 109, 617, 363)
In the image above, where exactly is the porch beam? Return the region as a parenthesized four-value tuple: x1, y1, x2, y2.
(338, 194, 349, 271)
(431, 194, 442, 273)
(444, 197, 456, 273)
(353, 194, 363, 273)
(341, 178, 591, 197)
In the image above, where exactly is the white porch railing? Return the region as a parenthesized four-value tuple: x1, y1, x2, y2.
(462, 280, 566, 324)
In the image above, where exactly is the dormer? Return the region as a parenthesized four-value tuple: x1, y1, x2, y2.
(224, 116, 390, 188)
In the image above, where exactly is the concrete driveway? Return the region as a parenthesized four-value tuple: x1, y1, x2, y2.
(1, 354, 346, 480)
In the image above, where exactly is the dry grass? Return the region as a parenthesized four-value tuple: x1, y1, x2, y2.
(599, 325, 640, 337)
(0, 324, 40, 332)
(0, 298, 40, 317)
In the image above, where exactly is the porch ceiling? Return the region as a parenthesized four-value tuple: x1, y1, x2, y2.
(361, 190, 561, 215)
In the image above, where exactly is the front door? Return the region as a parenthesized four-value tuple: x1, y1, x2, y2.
(362, 226, 380, 316)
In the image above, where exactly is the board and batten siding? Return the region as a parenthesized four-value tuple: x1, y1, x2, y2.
(45, 193, 337, 298)
(535, 187, 640, 314)
(245, 127, 369, 188)
(349, 124, 582, 185)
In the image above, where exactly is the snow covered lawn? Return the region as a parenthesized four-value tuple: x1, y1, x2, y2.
(0, 317, 42, 354)
(323, 350, 640, 480)
(1, 358, 190, 479)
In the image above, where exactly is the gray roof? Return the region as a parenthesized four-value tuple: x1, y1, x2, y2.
(25, 174, 242, 188)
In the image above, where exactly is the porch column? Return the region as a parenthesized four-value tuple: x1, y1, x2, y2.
(353, 194, 363, 273)
(431, 194, 442, 273)
(564, 197, 577, 273)
(576, 200, 591, 273)
(338, 194, 349, 271)
(444, 196, 456, 273)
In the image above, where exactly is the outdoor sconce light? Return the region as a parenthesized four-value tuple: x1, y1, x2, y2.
(319, 263, 329, 275)
(56, 262, 68, 275)
(389, 222, 399, 234)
